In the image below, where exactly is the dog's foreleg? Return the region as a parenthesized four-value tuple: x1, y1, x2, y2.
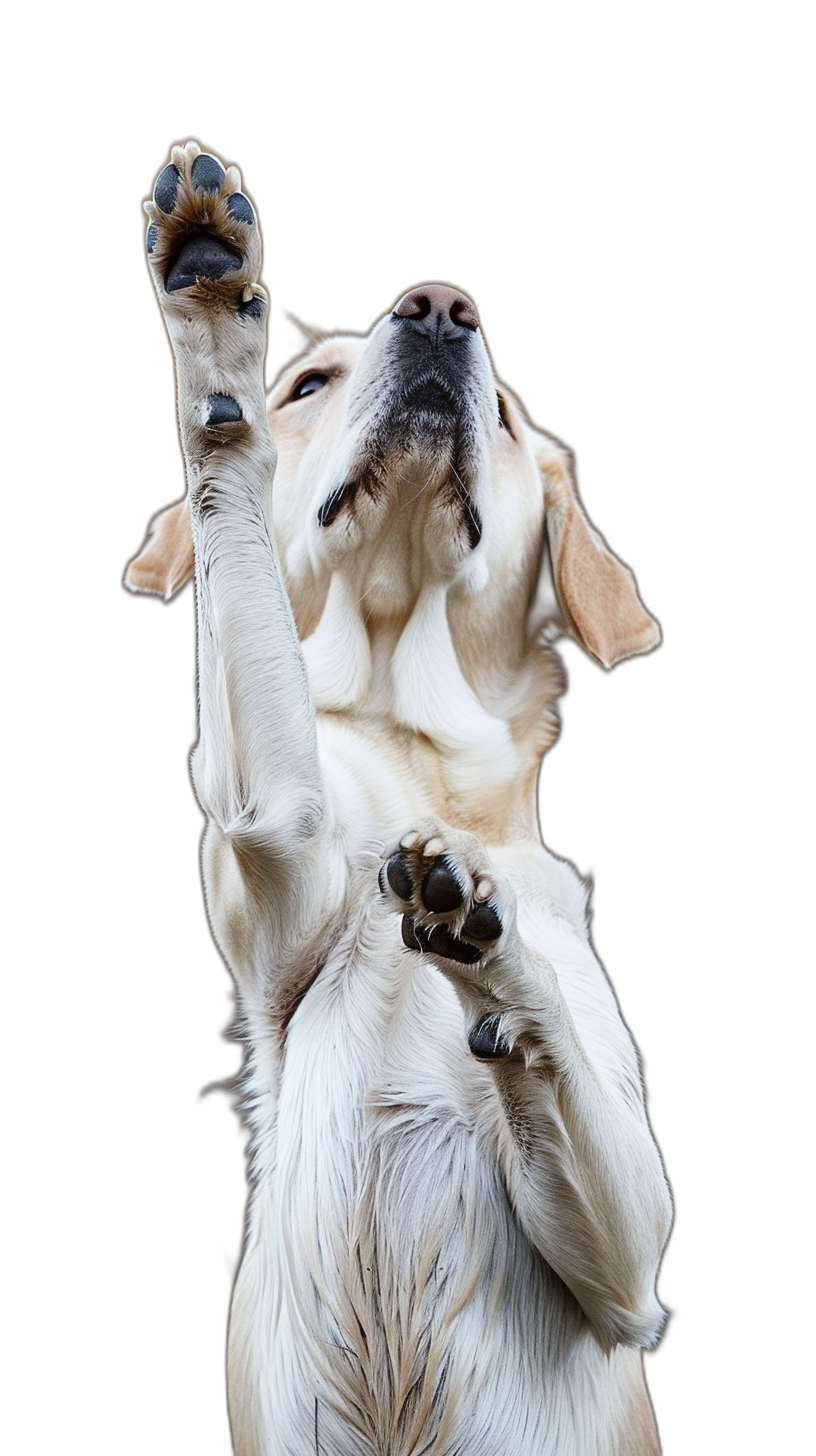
(384, 823, 672, 1354)
(144, 144, 324, 855)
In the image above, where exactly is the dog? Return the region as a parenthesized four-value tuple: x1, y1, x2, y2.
(126, 141, 671, 1456)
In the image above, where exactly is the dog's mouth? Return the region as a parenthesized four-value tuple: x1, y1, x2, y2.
(397, 372, 461, 421)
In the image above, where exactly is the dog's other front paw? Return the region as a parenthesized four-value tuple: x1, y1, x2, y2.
(144, 141, 264, 316)
(380, 822, 523, 1059)
(382, 824, 505, 960)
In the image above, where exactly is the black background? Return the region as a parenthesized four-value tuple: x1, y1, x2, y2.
(103, 105, 719, 1456)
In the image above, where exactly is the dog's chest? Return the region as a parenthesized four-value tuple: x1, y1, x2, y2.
(269, 938, 519, 1446)
(277, 936, 486, 1275)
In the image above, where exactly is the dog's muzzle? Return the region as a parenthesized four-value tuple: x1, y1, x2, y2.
(317, 285, 493, 555)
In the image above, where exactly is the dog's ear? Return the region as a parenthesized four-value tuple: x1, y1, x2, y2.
(123, 497, 194, 600)
(536, 432, 660, 668)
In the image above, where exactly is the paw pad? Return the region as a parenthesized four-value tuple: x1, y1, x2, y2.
(154, 163, 180, 213)
(165, 235, 243, 293)
(401, 917, 483, 965)
(386, 855, 413, 902)
(206, 394, 242, 424)
(422, 858, 465, 913)
(460, 903, 502, 942)
(227, 193, 255, 225)
(191, 153, 225, 194)
(468, 1014, 512, 1060)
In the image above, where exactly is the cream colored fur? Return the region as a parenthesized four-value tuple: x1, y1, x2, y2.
(127, 141, 671, 1456)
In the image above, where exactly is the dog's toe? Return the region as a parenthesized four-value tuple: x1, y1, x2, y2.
(386, 854, 414, 902)
(191, 152, 226, 193)
(422, 857, 465, 912)
(154, 162, 181, 213)
(461, 903, 502, 942)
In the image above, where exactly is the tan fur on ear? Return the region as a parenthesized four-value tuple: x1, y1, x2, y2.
(123, 497, 194, 600)
(538, 436, 660, 668)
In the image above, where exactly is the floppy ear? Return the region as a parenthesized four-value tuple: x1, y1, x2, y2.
(536, 433, 660, 668)
(123, 497, 194, 600)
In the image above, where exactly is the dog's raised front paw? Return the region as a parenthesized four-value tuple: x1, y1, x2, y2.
(145, 141, 264, 314)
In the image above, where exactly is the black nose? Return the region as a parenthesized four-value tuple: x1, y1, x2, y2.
(393, 284, 480, 332)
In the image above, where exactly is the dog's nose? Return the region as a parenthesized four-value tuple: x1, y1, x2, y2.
(393, 285, 480, 332)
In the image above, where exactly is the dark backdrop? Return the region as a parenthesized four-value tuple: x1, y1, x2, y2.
(107, 116, 708, 1456)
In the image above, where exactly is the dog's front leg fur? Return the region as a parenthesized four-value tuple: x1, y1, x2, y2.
(145, 144, 334, 1010)
(384, 820, 672, 1355)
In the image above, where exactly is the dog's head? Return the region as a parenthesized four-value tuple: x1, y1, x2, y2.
(127, 285, 659, 786)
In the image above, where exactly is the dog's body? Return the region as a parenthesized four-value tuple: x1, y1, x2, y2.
(128, 142, 671, 1456)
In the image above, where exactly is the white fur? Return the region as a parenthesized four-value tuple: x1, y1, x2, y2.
(133, 145, 671, 1456)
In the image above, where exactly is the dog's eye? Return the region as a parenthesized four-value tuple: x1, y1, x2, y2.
(292, 373, 329, 401)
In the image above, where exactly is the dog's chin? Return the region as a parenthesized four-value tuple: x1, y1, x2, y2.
(311, 392, 486, 573)
(349, 311, 491, 579)
(312, 444, 484, 582)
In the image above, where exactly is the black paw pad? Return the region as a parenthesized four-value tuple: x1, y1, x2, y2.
(401, 918, 482, 965)
(239, 295, 265, 319)
(468, 1014, 512, 1060)
(462, 902, 502, 942)
(165, 234, 243, 292)
(146, 224, 158, 254)
(386, 855, 413, 902)
(206, 394, 242, 424)
(422, 858, 465, 913)
(154, 163, 180, 213)
(227, 192, 255, 225)
(191, 153, 226, 194)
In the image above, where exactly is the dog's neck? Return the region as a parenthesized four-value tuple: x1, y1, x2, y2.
(302, 568, 561, 845)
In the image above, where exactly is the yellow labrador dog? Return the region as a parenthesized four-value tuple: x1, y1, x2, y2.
(127, 141, 671, 1456)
